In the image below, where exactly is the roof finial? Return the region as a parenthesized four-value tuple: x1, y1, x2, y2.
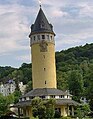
(39, 0, 42, 8)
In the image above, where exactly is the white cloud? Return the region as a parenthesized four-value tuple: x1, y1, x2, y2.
(0, 0, 93, 67)
(0, 4, 31, 55)
(51, 8, 68, 17)
(79, 3, 93, 18)
(16, 54, 31, 62)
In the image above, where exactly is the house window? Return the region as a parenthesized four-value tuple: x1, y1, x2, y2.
(42, 35, 45, 39)
(45, 81, 46, 84)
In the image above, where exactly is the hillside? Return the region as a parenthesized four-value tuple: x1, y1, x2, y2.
(0, 43, 93, 109)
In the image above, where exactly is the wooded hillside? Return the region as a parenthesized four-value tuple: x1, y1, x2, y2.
(0, 43, 93, 109)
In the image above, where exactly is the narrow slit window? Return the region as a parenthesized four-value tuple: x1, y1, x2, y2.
(51, 36, 52, 40)
(43, 55, 45, 59)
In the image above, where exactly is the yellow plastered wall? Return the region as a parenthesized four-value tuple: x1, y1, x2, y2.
(31, 42, 57, 89)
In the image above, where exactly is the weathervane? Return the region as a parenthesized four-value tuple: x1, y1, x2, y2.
(39, 0, 42, 8)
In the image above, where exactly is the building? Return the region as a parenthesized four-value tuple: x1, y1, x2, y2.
(0, 80, 16, 96)
(15, 6, 79, 118)
(19, 82, 26, 95)
(0, 80, 26, 96)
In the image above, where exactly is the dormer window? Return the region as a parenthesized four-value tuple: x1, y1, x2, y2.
(40, 21, 45, 28)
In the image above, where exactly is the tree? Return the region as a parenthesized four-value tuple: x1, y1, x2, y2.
(68, 70, 83, 101)
(13, 90, 21, 103)
(12, 70, 23, 88)
(31, 97, 55, 119)
(57, 71, 68, 90)
(75, 104, 90, 119)
(85, 64, 93, 111)
(25, 80, 32, 93)
(6, 94, 14, 104)
(0, 94, 9, 116)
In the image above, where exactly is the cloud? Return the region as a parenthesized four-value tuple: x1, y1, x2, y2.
(16, 54, 31, 62)
(79, 3, 93, 18)
(0, 0, 93, 67)
(0, 4, 31, 55)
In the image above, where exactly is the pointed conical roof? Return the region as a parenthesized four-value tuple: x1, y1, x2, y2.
(30, 7, 55, 35)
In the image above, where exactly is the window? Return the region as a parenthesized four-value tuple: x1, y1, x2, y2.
(40, 21, 45, 28)
(43, 55, 45, 59)
(39, 96, 45, 99)
(44, 68, 46, 71)
(51, 95, 55, 98)
(51, 36, 52, 40)
(37, 35, 40, 40)
(42, 35, 45, 39)
(47, 35, 49, 40)
(60, 95, 64, 98)
(34, 36, 36, 40)
(45, 81, 46, 84)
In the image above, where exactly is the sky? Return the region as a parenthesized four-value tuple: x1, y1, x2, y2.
(0, 0, 93, 68)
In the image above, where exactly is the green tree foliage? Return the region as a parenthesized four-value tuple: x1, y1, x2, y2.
(25, 80, 32, 93)
(12, 70, 23, 90)
(6, 94, 15, 104)
(13, 90, 22, 104)
(68, 70, 83, 101)
(31, 97, 55, 119)
(19, 63, 32, 84)
(0, 94, 9, 115)
(0, 43, 93, 109)
(75, 104, 90, 119)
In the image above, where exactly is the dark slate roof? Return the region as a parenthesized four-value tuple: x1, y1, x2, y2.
(13, 100, 31, 108)
(13, 99, 79, 108)
(29, 8, 55, 36)
(56, 99, 80, 106)
(21, 88, 71, 98)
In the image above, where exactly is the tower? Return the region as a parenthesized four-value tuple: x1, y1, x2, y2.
(15, 7, 79, 118)
(29, 7, 57, 89)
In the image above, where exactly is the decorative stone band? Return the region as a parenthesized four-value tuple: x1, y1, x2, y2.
(30, 33, 55, 46)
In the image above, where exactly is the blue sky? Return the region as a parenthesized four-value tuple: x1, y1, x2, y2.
(0, 0, 93, 67)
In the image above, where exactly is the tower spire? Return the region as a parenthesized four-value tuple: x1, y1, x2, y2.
(39, 0, 42, 8)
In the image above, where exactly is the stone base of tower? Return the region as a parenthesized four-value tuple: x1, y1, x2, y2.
(14, 88, 79, 118)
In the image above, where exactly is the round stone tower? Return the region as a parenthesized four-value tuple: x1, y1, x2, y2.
(29, 7, 57, 89)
